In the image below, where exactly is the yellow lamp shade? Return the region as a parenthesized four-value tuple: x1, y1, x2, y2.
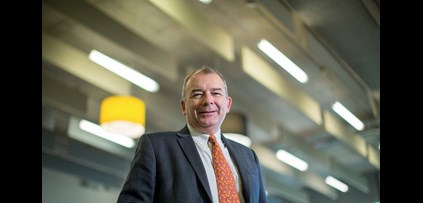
(100, 95, 145, 139)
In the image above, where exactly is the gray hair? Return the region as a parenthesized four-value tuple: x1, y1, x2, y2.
(181, 65, 228, 99)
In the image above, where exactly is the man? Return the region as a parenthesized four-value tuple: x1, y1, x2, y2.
(117, 66, 268, 203)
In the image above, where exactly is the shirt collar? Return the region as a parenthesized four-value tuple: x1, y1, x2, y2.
(187, 124, 222, 143)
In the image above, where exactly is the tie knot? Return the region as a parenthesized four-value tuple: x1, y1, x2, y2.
(208, 134, 217, 144)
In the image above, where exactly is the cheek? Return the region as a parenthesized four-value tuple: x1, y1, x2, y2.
(189, 100, 200, 107)
(186, 102, 196, 113)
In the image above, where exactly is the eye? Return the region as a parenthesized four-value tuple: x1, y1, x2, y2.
(190, 92, 203, 98)
(212, 92, 223, 96)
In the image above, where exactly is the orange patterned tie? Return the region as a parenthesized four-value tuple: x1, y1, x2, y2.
(209, 134, 240, 203)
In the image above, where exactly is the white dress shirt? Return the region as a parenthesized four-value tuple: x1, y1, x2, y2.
(188, 124, 245, 203)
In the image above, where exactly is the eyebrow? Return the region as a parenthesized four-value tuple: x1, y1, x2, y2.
(190, 87, 223, 93)
(210, 88, 223, 92)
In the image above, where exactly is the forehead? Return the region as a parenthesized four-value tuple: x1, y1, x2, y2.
(187, 72, 224, 87)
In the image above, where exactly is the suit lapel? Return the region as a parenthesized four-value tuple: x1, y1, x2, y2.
(177, 129, 213, 202)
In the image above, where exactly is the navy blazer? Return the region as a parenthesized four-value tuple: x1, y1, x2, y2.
(117, 126, 268, 203)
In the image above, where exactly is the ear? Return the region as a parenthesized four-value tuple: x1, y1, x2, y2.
(180, 99, 187, 115)
(226, 96, 232, 113)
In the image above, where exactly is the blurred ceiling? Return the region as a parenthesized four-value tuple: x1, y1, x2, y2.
(42, 0, 380, 202)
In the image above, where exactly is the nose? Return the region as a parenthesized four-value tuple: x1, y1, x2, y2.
(202, 92, 214, 105)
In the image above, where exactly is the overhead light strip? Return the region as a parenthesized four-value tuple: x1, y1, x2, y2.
(79, 119, 136, 148)
(276, 149, 308, 171)
(325, 176, 349, 192)
(331, 101, 364, 131)
(257, 39, 308, 83)
(197, 0, 212, 4)
(89, 50, 160, 93)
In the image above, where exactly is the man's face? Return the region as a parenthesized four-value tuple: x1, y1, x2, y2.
(180, 72, 232, 134)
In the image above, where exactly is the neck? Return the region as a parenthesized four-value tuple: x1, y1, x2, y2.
(187, 123, 220, 135)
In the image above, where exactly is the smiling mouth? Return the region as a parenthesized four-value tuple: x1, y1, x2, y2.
(199, 110, 217, 115)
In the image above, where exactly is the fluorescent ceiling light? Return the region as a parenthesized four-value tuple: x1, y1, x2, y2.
(197, 0, 212, 4)
(276, 149, 308, 171)
(331, 101, 364, 131)
(257, 39, 308, 83)
(79, 119, 136, 148)
(224, 133, 252, 147)
(325, 176, 349, 192)
(89, 50, 160, 93)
